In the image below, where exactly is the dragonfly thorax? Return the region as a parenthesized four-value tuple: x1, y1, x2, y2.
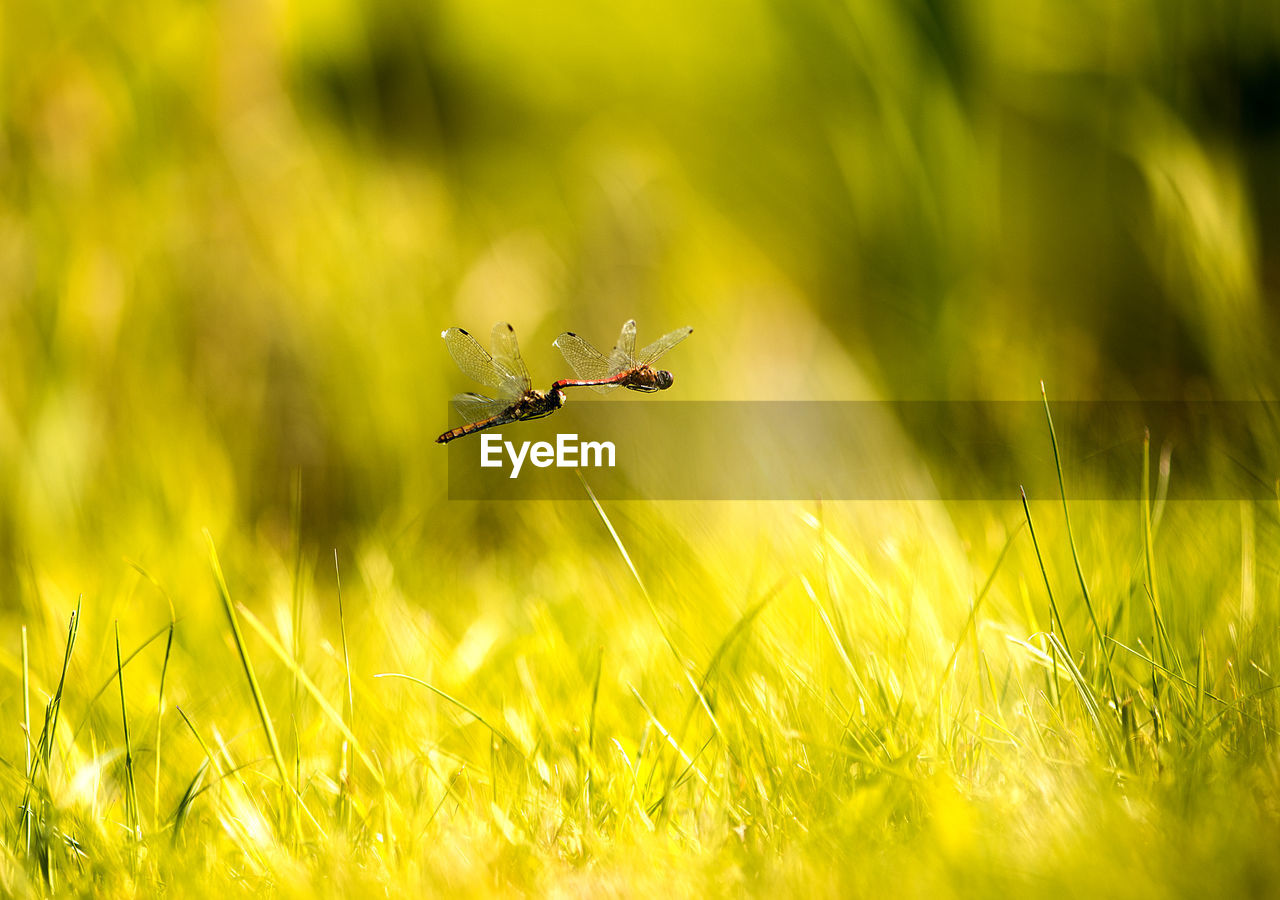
(513, 388, 565, 420)
(620, 365, 674, 392)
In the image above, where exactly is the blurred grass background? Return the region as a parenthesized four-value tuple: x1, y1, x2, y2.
(5, 0, 1279, 553)
(2, 0, 1280, 895)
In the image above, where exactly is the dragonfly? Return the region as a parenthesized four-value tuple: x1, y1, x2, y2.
(552, 319, 692, 393)
(436, 322, 566, 444)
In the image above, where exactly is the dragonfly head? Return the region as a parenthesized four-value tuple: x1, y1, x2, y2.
(654, 369, 675, 390)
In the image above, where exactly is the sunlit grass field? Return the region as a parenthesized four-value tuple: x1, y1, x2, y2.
(4, 0, 1280, 895)
(5, 483, 1280, 896)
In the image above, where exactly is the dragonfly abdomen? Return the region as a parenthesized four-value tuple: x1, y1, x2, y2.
(552, 365, 672, 392)
(436, 414, 509, 444)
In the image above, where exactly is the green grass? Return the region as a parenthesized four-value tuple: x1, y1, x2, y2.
(3, 0, 1279, 894)
(1, 468, 1278, 896)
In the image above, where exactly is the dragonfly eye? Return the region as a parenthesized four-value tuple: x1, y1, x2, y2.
(655, 370, 674, 390)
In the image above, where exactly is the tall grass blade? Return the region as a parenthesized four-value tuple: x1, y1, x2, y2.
(20, 599, 81, 890)
(1021, 486, 1066, 705)
(334, 549, 356, 828)
(170, 761, 209, 848)
(584, 646, 603, 811)
(1041, 384, 1115, 702)
(1141, 430, 1177, 674)
(155, 617, 174, 832)
(123, 560, 177, 827)
(577, 471, 724, 741)
(203, 530, 295, 828)
(374, 672, 521, 752)
(69, 623, 174, 744)
(235, 601, 385, 785)
(290, 470, 305, 803)
(20, 626, 30, 855)
(1042, 632, 1118, 761)
(114, 623, 141, 843)
(932, 523, 1023, 707)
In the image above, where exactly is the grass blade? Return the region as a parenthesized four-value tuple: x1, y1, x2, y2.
(204, 530, 294, 822)
(1041, 384, 1115, 702)
(20, 626, 30, 855)
(123, 560, 178, 828)
(373, 672, 521, 752)
(1021, 486, 1066, 706)
(234, 600, 385, 785)
(114, 623, 141, 843)
(1141, 429, 1176, 673)
(334, 549, 356, 827)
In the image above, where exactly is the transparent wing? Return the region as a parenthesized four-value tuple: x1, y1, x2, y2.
(451, 391, 508, 424)
(488, 322, 532, 398)
(554, 332, 618, 392)
(442, 327, 507, 391)
(608, 319, 638, 372)
(638, 325, 693, 366)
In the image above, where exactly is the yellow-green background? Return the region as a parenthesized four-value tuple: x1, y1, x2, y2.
(1, 0, 1279, 895)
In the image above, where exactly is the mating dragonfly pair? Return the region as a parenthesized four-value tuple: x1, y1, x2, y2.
(436, 320, 693, 444)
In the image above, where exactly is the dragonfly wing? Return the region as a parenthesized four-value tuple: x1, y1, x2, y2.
(488, 322, 532, 398)
(638, 325, 693, 365)
(451, 391, 508, 425)
(608, 319, 637, 372)
(442, 327, 508, 391)
(554, 332, 617, 393)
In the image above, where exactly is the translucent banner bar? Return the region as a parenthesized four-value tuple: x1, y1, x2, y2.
(441, 401, 1280, 501)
